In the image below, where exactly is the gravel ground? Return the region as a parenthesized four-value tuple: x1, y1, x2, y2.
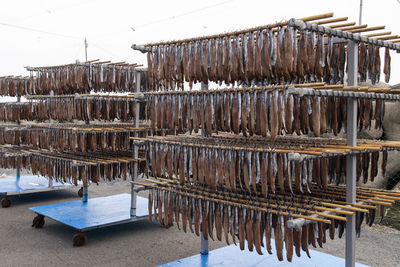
(0, 181, 399, 267)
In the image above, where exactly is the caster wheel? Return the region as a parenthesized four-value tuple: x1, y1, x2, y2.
(1, 197, 11, 208)
(73, 232, 87, 247)
(78, 187, 83, 198)
(32, 214, 45, 228)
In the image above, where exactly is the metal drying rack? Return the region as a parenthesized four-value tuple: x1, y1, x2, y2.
(132, 12, 400, 267)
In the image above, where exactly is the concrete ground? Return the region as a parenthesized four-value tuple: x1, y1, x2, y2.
(0, 180, 399, 267)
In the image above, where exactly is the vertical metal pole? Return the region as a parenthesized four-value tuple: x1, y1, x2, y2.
(200, 235, 209, 255)
(16, 95, 22, 183)
(131, 70, 140, 217)
(359, 0, 363, 25)
(346, 40, 358, 267)
(83, 186, 88, 202)
(84, 38, 88, 62)
(48, 90, 54, 188)
(200, 82, 209, 255)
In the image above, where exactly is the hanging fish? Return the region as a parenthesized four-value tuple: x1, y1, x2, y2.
(384, 47, 391, 83)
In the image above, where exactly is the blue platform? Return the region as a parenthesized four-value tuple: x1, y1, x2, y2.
(0, 175, 77, 195)
(29, 193, 149, 231)
(159, 239, 369, 267)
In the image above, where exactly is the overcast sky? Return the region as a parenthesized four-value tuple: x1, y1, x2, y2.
(1, 0, 400, 85)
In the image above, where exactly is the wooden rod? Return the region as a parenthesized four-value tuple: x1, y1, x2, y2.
(338, 24, 368, 31)
(328, 22, 356, 29)
(349, 25, 385, 33)
(314, 17, 348, 25)
(364, 31, 392, 37)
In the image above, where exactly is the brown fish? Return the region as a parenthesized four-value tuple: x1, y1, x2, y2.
(265, 213, 272, 255)
(274, 215, 284, 261)
(175, 194, 180, 230)
(293, 96, 301, 135)
(301, 225, 311, 258)
(223, 205, 230, 245)
(317, 221, 324, 248)
(232, 92, 240, 134)
(215, 203, 223, 241)
(284, 216, 294, 262)
(178, 147, 185, 185)
(208, 201, 214, 240)
(260, 152, 268, 197)
(248, 91, 256, 136)
(201, 200, 208, 240)
(239, 208, 245, 250)
(268, 153, 275, 194)
(194, 199, 200, 236)
(254, 213, 263, 255)
(321, 158, 328, 188)
(193, 95, 199, 133)
(182, 196, 187, 233)
(329, 219, 335, 240)
(270, 90, 279, 139)
(312, 96, 321, 137)
(246, 210, 254, 251)
(241, 92, 248, 136)
(308, 224, 316, 248)
(277, 153, 284, 192)
(293, 228, 301, 257)
(243, 152, 250, 192)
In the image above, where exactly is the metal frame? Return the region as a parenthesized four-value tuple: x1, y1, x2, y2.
(345, 41, 358, 267)
(28, 68, 148, 245)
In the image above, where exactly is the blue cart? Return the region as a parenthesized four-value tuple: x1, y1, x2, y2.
(0, 170, 82, 208)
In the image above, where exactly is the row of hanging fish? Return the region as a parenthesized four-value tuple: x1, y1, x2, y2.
(358, 44, 391, 83)
(147, 89, 385, 138)
(146, 185, 375, 261)
(0, 149, 136, 185)
(24, 65, 138, 95)
(145, 142, 388, 194)
(0, 99, 147, 122)
(0, 126, 150, 153)
(146, 26, 391, 90)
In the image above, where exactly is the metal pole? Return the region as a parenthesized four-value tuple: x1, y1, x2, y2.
(200, 235, 209, 255)
(359, 0, 363, 25)
(346, 40, 358, 267)
(83, 185, 88, 203)
(131, 70, 140, 217)
(84, 38, 88, 62)
(48, 90, 54, 188)
(200, 81, 209, 255)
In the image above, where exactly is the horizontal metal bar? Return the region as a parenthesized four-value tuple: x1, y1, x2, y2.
(287, 86, 400, 101)
(288, 18, 400, 51)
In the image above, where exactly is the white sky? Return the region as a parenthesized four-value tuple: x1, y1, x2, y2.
(1, 0, 400, 85)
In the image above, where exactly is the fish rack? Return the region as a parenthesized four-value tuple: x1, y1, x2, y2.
(0, 61, 151, 246)
(132, 12, 400, 267)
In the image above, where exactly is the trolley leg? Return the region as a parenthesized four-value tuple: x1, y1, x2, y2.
(1, 194, 11, 208)
(32, 214, 45, 228)
(200, 234, 209, 255)
(72, 231, 87, 247)
(82, 185, 88, 203)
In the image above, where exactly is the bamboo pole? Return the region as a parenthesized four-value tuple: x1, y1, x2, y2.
(135, 180, 335, 224)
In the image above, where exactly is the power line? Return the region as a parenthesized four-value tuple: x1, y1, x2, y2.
(0, 21, 81, 40)
(0, 21, 126, 62)
(134, 0, 235, 29)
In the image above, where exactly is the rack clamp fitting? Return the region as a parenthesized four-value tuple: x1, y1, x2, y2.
(131, 44, 151, 53)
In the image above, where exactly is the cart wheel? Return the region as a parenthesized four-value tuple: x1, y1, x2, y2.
(32, 214, 45, 228)
(72, 232, 87, 247)
(78, 187, 83, 198)
(1, 197, 11, 208)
